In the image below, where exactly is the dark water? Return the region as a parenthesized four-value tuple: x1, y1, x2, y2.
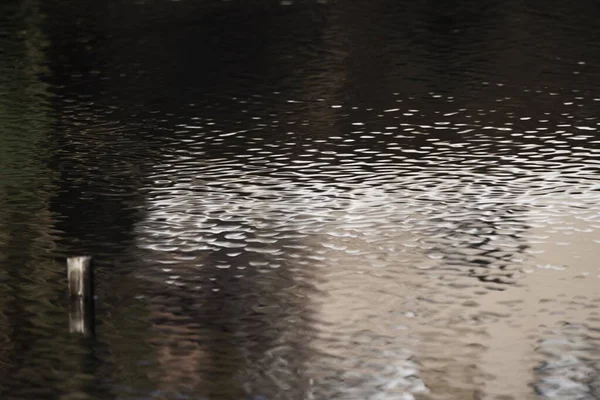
(1, 0, 600, 399)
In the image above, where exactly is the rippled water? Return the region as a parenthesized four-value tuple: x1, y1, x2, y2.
(1, 1, 600, 399)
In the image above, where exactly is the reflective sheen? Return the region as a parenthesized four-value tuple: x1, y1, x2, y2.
(1, 1, 600, 399)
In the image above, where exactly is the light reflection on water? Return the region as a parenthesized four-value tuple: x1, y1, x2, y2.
(1, 0, 600, 399)
(133, 113, 599, 399)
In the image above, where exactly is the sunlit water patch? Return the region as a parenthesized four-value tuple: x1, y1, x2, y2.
(131, 90, 600, 399)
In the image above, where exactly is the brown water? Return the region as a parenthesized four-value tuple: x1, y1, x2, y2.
(1, 1, 600, 399)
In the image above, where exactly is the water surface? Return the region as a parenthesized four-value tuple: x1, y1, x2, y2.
(1, 1, 600, 399)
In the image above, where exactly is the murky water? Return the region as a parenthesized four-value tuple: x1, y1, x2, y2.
(1, 1, 600, 399)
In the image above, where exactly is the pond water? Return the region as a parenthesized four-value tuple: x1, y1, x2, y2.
(1, 1, 600, 399)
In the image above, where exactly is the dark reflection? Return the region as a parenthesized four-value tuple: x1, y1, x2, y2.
(0, 2, 114, 399)
(134, 219, 319, 399)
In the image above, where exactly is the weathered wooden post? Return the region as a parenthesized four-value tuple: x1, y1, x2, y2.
(67, 256, 95, 336)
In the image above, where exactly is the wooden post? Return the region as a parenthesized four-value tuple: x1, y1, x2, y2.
(67, 256, 95, 336)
